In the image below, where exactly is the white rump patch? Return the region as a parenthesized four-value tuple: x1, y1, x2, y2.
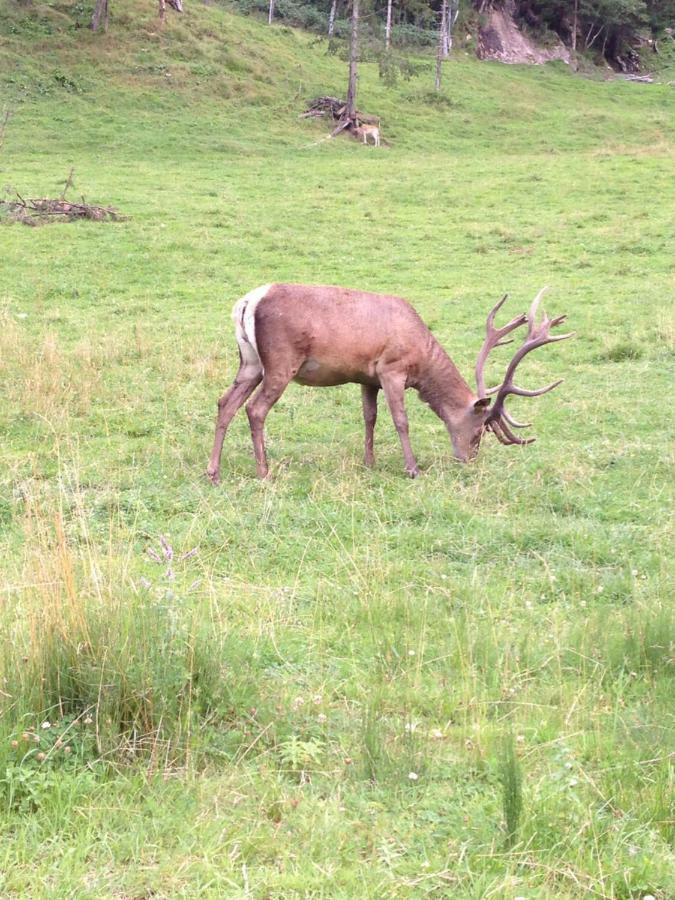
(232, 284, 271, 367)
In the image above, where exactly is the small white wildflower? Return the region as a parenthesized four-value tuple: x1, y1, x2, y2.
(408, 771, 419, 781)
(430, 728, 443, 740)
(564, 761, 573, 770)
(291, 696, 304, 710)
(84, 716, 93, 725)
(568, 778, 578, 787)
(596, 585, 604, 594)
(516, 734, 525, 744)
(408, 649, 416, 656)
(41, 721, 51, 730)
(631, 569, 638, 576)
(404, 722, 417, 734)
(317, 713, 327, 724)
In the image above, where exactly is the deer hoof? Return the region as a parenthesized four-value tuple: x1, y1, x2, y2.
(206, 467, 220, 485)
(406, 466, 420, 479)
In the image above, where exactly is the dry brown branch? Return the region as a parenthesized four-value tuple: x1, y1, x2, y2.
(60, 168, 75, 200)
(0, 194, 128, 226)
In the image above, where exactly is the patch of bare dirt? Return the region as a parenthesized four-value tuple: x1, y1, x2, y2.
(477, 1, 570, 65)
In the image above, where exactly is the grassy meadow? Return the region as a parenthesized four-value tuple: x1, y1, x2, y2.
(0, 1, 673, 896)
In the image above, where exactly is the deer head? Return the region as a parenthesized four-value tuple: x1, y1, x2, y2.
(465, 288, 574, 457)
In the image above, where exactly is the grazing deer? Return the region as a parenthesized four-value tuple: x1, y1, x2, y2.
(206, 284, 572, 482)
(357, 124, 380, 146)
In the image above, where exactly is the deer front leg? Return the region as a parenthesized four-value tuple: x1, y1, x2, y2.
(361, 384, 379, 467)
(207, 364, 262, 484)
(246, 371, 295, 478)
(378, 371, 419, 478)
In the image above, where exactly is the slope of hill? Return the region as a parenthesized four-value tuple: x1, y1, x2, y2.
(1, 0, 673, 160)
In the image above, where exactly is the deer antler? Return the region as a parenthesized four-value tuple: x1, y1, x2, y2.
(475, 294, 528, 399)
(476, 288, 574, 446)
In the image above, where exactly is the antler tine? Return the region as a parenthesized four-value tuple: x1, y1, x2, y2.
(507, 378, 564, 398)
(487, 293, 509, 326)
(486, 420, 512, 445)
(527, 286, 549, 332)
(497, 417, 535, 445)
(488, 418, 535, 446)
(502, 409, 532, 429)
(475, 294, 528, 398)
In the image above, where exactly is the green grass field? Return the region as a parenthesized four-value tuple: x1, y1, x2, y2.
(0, 1, 673, 896)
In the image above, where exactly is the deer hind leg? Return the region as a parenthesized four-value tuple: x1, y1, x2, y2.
(378, 370, 419, 478)
(361, 384, 379, 468)
(207, 358, 263, 484)
(246, 367, 299, 478)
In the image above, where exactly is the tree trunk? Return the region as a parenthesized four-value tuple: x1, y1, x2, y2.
(328, 0, 338, 37)
(268, 0, 275, 25)
(385, 0, 393, 51)
(572, 0, 578, 53)
(90, 0, 109, 32)
(346, 0, 359, 120)
(445, 0, 458, 56)
(435, 0, 448, 90)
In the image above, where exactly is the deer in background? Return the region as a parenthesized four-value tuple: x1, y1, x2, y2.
(206, 284, 572, 482)
(356, 124, 381, 146)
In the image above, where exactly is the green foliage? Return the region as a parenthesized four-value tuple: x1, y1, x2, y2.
(515, 0, 674, 62)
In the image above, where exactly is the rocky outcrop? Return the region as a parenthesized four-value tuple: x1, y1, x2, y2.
(477, 1, 570, 65)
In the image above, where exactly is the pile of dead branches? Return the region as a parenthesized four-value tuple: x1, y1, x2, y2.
(0, 194, 127, 226)
(300, 96, 348, 121)
(301, 96, 380, 144)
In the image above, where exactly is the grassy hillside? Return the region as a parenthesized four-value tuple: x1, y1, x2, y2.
(0, 2, 673, 897)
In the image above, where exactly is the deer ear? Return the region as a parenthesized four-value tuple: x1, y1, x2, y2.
(473, 397, 491, 412)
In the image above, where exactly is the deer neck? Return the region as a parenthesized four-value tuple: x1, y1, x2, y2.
(415, 343, 475, 425)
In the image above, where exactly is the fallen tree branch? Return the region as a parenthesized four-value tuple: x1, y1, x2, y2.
(0, 193, 128, 226)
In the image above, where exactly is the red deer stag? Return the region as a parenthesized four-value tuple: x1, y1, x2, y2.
(206, 284, 572, 482)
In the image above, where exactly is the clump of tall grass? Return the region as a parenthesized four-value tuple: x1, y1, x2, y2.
(498, 732, 523, 850)
(361, 690, 387, 782)
(0, 498, 242, 767)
